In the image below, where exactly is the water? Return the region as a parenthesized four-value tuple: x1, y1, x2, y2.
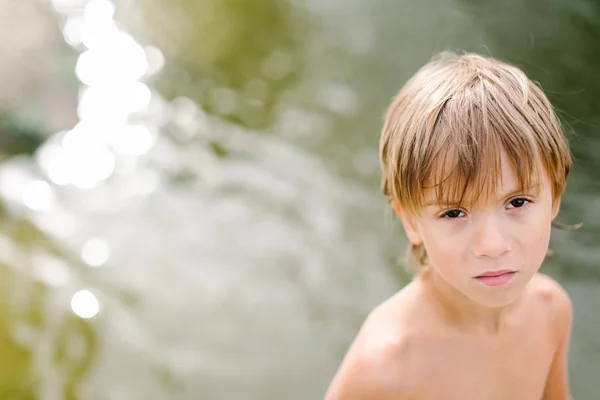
(0, 0, 598, 398)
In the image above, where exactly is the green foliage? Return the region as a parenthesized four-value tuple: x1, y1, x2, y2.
(116, 0, 306, 129)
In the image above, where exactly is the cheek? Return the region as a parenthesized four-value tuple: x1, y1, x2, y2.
(524, 221, 552, 255)
(516, 209, 553, 262)
(419, 224, 466, 266)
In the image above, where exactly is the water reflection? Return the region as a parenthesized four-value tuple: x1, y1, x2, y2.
(0, 2, 397, 398)
(71, 290, 100, 319)
(81, 238, 110, 267)
(22, 180, 54, 212)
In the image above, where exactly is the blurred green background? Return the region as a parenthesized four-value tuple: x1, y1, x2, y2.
(0, 0, 598, 398)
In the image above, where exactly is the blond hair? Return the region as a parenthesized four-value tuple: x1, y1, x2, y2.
(379, 51, 573, 271)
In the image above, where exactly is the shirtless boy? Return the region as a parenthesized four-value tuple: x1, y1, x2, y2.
(325, 52, 574, 400)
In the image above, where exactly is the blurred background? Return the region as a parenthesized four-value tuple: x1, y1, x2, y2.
(0, 0, 598, 398)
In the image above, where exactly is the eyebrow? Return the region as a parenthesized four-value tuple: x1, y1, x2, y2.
(424, 183, 542, 208)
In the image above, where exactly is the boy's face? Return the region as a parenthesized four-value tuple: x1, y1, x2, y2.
(398, 150, 559, 307)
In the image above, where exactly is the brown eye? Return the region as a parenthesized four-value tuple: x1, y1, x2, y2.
(444, 209, 463, 219)
(508, 198, 530, 209)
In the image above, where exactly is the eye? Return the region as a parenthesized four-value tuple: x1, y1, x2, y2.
(507, 197, 530, 209)
(442, 209, 465, 219)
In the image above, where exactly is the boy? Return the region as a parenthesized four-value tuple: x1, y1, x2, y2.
(325, 52, 574, 400)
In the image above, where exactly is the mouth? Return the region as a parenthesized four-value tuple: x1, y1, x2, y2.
(474, 270, 517, 287)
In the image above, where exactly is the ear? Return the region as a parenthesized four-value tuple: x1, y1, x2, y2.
(392, 202, 423, 245)
(552, 197, 562, 220)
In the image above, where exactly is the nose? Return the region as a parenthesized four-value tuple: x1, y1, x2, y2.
(471, 214, 511, 259)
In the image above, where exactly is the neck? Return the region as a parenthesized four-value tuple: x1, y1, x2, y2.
(419, 267, 520, 335)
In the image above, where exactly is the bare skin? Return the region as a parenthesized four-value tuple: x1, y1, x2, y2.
(324, 270, 573, 400)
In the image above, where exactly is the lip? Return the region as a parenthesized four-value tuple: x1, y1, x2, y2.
(474, 270, 517, 287)
(475, 269, 516, 278)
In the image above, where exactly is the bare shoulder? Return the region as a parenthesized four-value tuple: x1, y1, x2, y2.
(324, 281, 430, 400)
(527, 273, 572, 313)
(526, 273, 573, 333)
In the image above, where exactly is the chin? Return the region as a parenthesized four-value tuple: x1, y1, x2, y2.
(469, 285, 524, 308)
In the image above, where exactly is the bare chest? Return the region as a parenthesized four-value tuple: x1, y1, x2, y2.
(410, 329, 555, 400)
